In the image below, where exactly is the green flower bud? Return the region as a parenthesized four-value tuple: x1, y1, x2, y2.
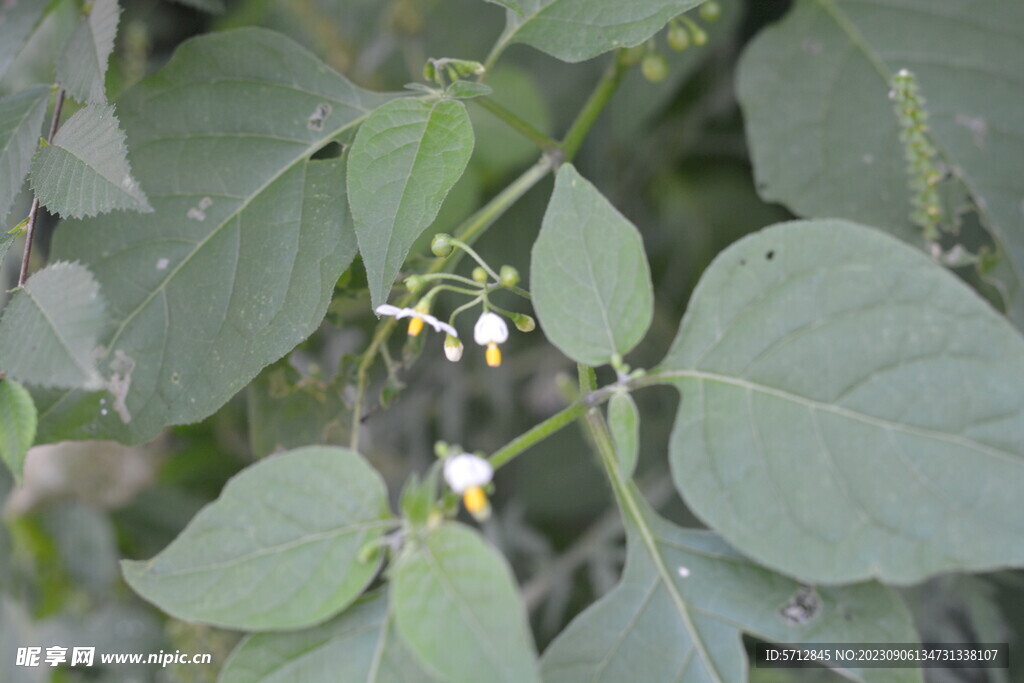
(499, 265, 520, 288)
(620, 45, 646, 66)
(472, 267, 489, 284)
(431, 233, 454, 257)
(434, 440, 449, 458)
(405, 275, 426, 293)
(513, 314, 535, 332)
(699, 1, 721, 22)
(642, 53, 668, 83)
(690, 23, 708, 46)
(667, 22, 690, 51)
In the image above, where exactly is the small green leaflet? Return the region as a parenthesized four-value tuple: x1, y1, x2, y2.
(662, 219, 1024, 584)
(737, 0, 1024, 328)
(0, 380, 36, 485)
(392, 524, 541, 683)
(0, 87, 48, 221)
(531, 164, 653, 366)
(541, 493, 921, 683)
(348, 97, 475, 309)
(30, 103, 151, 218)
(42, 28, 384, 444)
(608, 391, 639, 480)
(220, 590, 440, 683)
(0, 0, 46, 80)
(495, 0, 704, 63)
(57, 0, 121, 104)
(0, 262, 107, 390)
(123, 447, 392, 631)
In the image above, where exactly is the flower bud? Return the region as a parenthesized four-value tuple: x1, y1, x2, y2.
(513, 314, 535, 332)
(431, 233, 454, 257)
(444, 334, 464, 362)
(620, 45, 646, 66)
(690, 23, 708, 46)
(499, 265, 520, 288)
(472, 267, 489, 284)
(405, 275, 425, 293)
(667, 22, 690, 51)
(699, 0, 721, 22)
(642, 53, 668, 83)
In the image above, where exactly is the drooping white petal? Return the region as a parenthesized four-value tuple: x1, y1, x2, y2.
(375, 304, 403, 317)
(473, 312, 509, 346)
(443, 453, 493, 493)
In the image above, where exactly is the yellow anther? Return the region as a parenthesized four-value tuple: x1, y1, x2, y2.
(407, 316, 424, 337)
(485, 342, 502, 367)
(463, 486, 490, 520)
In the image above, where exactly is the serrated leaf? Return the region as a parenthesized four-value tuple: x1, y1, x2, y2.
(0, 262, 106, 390)
(542, 493, 921, 683)
(495, 0, 703, 63)
(122, 446, 392, 630)
(40, 28, 386, 444)
(531, 164, 653, 365)
(0, 0, 46, 80)
(0, 86, 48, 221)
(220, 590, 441, 683)
(57, 0, 120, 104)
(392, 524, 541, 683)
(737, 0, 1024, 328)
(30, 103, 151, 218)
(608, 391, 638, 480)
(0, 379, 35, 485)
(348, 97, 474, 308)
(662, 219, 1024, 584)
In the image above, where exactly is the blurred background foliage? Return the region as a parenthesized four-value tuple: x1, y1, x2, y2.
(1, 0, 1020, 681)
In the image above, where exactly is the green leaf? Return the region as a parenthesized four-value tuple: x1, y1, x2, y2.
(0, 86, 48, 221)
(542, 493, 921, 683)
(531, 164, 653, 365)
(348, 97, 474, 308)
(57, 0, 120, 104)
(169, 0, 225, 13)
(392, 524, 541, 683)
(0, 379, 35, 485)
(0, 0, 46, 80)
(483, 0, 523, 15)
(0, 262, 107, 390)
(220, 590, 441, 683)
(495, 0, 703, 63)
(737, 0, 1024, 327)
(122, 446, 392, 630)
(41, 28, 384, 444)
(607, 391, 639, 480)
(247, 364, 348, 459)
(662, 219, 1024, 584)
(445, 81, 492, 100)
(30, 103, 151, 218)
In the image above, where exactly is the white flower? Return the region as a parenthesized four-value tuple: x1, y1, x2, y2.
(473, 312, 508, 367)
(444, 453, 493, 521)
(375, 304, 457, 338)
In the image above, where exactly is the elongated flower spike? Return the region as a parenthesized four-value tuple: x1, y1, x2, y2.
(374, 304, 458, 338)
(473, 312, 508, 367)
(443, 453, 493, 521)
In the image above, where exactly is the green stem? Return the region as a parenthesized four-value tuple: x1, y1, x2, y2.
(488, 401, 590, 469)
(450, 238, 501, 282)
(448, 295, 484, 326)
(560, 53, 627, 162)
(418, 272, 481, 288)
(473, 97, 560, 154)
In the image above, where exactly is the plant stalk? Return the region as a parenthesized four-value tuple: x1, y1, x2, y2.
(18, 88, 66, 287)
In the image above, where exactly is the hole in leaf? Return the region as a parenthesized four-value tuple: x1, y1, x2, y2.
(311, 141, 343, 160)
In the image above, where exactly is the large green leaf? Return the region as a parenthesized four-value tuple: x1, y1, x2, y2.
(0, 379, 35, 485)
(0, 0, 46, 80)
(123, 447, 392, 631)
(391, 524, 541, 683)
(737, 0, 1024, 327)
(0, 86, 48, 221)
(347, 97, 474, 309)
(0, 262, 107, 390)
(662, 219, 1024, 584)
(41, 28, 386, 443)
(542, 494, 921, 682)
(531, 164, 653, 365)
(57, 0, 120, 104)
(220, 590, 440, 683)
(494, 0, 703, 63)
(31, 103, 151, 218)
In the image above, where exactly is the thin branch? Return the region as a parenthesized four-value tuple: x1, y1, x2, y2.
(18, 88, 66, 287)
(473, 97, 560, 154)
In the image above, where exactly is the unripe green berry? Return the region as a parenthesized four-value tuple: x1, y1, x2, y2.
(690, 24, 708, 46)
(699, 1, 721, 22)
(642, 53, 668, 82)
(431, 233, 454, 257)
(667, 22, 690, 51)
(513, 314, 535, 332)
(472, 267, 488, 283)
(499, 265, 520, 288)
(620, 45, 646, 66)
